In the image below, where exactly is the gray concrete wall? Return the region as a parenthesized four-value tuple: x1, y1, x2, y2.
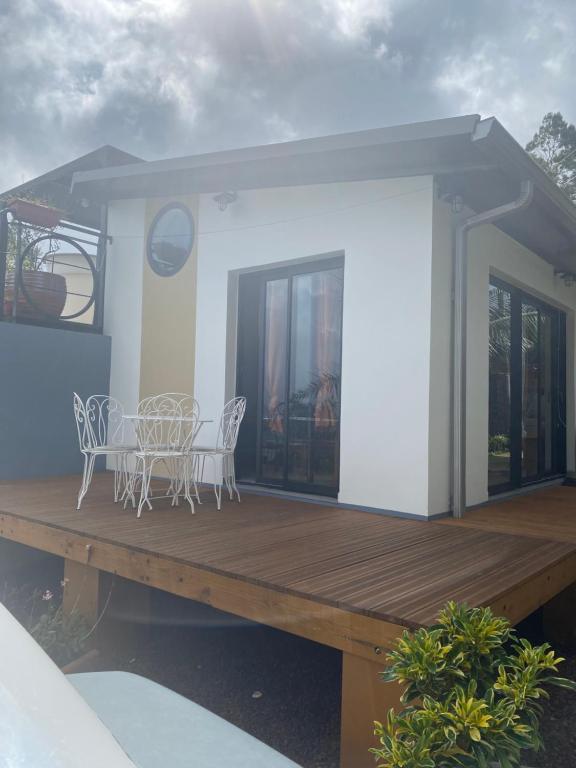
(0, 322, 111, 480)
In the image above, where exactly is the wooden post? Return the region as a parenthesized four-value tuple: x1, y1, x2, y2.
(340, 652, 404, 768)
(62, 558, 100, 624)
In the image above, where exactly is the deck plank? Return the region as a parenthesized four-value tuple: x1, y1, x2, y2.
(1, 474, 576, 633)
(440, 486, 576, 542)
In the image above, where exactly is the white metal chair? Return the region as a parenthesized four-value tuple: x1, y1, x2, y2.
(190, 397, 246, 510)
(73, 393, 135, 509)
(131, 393, 201, 504)
(138, 393, 199, 420)
(158, 393, 200, 420)
(128, 398, 198, 518)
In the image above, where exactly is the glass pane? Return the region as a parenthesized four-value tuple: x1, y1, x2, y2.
(521, 302, 539, 479)
(287, 268, 343, 488)
(260, 279, 288, 481)
(539, 312, 554, 474)
(488, 284, 512, 489)
(147, 206, 194, 277)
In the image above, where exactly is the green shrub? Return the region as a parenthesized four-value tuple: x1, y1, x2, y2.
(372, 602, 576, 768)
(29, 601, 91, 667)
(1, 582, 91, 667)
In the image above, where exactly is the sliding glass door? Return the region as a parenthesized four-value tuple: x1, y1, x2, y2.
(236, 257, 344, 496)
(488, 278, 566, 494)
(488, 282, 513, 489)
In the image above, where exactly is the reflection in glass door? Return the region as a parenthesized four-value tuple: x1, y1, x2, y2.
(521, 301, 540, 481)
(488, 278, 566, 494)
(488, 283, 512, 489)
(260, 278, 289, 482)
(236, 258, 344, 496)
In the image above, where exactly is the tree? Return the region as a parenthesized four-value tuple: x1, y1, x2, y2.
(526, 112, 576, 203)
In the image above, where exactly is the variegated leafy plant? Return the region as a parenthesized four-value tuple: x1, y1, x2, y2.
(372, 602, 576, 768)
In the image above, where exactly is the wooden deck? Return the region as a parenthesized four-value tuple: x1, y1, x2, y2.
(1, 475, 576, 631)
(440, 484, 576, 543)
(2, 474, 576, 767)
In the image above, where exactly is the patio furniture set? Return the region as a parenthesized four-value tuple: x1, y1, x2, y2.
(73, 393, 246, 517)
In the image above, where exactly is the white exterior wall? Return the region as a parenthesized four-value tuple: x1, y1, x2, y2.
(428, 195, 453, 516)
(195, 177, 435, 516)
(105, 199, 146, 461)
(103, 183, 576, 516)
(431, 199, 576, 511)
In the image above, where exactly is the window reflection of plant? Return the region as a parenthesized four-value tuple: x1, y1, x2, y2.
(489, 289, 539, 358)
(489, 287, 513, 456)
(489, 286, 512, 358)
(291, 371, 340, 429)
(266, 372, 341, 434)
(489, 286, 541, 452)
(488, 434, 510, 454)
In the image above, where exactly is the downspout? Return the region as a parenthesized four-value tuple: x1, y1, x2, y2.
(452, 179, 534, 518)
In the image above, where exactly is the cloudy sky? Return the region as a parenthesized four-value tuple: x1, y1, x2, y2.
(1, 0, 574, 190)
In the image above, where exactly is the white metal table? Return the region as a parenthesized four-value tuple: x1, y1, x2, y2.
(122, 416, 213, 515)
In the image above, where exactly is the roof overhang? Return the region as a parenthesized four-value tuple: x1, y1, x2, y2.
(71, 115, 482, 198)
(1, 146, 142, 228)
(71, 115, 576, 271)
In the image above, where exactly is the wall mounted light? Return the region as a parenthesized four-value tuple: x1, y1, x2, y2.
(450, 194, 464, 214)
(213, 191, 238, 212)
(438, 190, 464, 214)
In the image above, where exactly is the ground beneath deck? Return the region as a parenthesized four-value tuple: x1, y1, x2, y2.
(1, 474, 576, 628)
(92, 597, 576, 768)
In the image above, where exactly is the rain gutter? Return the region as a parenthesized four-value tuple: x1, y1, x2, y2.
(452, 178, 534, 518)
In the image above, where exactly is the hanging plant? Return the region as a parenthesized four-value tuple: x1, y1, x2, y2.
(6, 198, 62, 229)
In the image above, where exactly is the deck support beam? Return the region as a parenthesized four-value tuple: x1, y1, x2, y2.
(340, 652, 404, 768)
(0, 511, 402, 662)
(62, 558, 100, 624)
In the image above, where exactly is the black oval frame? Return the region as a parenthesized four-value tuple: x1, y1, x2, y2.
(146, 203, 195, 277)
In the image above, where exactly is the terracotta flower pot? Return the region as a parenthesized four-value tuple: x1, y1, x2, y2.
(3, 271, 67, 320)
(7, 198, 62, 229)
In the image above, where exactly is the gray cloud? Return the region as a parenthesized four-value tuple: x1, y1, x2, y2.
(1, 0, 575, 190)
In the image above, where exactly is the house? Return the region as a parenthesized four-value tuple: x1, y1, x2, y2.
(68, 114, 576, 519)
(3, 115, 576, 768)
(4, 115, 576, 518)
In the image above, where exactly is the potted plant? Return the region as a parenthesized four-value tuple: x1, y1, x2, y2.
(6, 198, 63, 229)
(372, 602, 576, 768)
(3, 199, 67, 320)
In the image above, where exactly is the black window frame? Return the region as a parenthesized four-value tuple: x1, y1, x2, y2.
(146, 202, 195, 278)
(488, 275, 566, 495)
(235, 254, 345, 497)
